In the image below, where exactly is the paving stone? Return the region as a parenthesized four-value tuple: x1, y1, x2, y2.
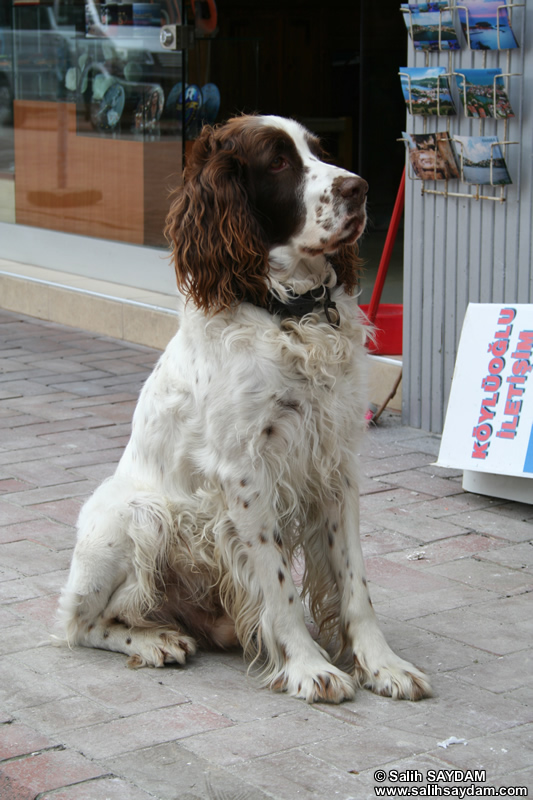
(14, 641, 126, 676)
(13, 594, 59, 626)
(422, 673, 533, 733)
(31, 498, 84, 526)
(374, 583, 496, 621)
(376, 469, 465, 498)
(13, 568, 69, 602)
(426, 558, 533, 596)
(0, 380, 61, 399)
(377, 616, 443, 655)
(445, 509, 533, 543)
(62, 703, 234, 760)
(0, 719, 54, 759)
(360, 527, 421, 557)
(0, 500, 41, 527)
(412, 605, 531, 656)
(313, 690, 425, 731)
(0, 540, 71, 576)
(359, 475, 395, 496)
(0, 479, 34, 494)
(428, 723, 533, 776)
(0, 748, 106, 800)
(360, 488, 434, 515)
(328, 752, 473, 800)
(479, 541, 533, 572)
(470, 592, 533, 627)
(381, 532, 507, 569)
(419, 463, 463, 478)
(10, 415, 114, 437)
(0, 575, 43, 604)
(506, 684, 533, 707)
(39, 777, 156, 800)
(491, 767, 533, 791)
(367, 506, 472, 543)
(488, 502, 533, 522)
(75, 401, 137, 424)
(149, 660, 291, 723)
(1, 480, 96, 507)
(1, 621, 54, 657)
(395, 632, 496, 675)
(17, 694, 117, 735)
(229, 746, 370, 800)
(308, 725, 437, 775)
(0, 657, 74, 711)
(0, 413, 47, 429)
(420, 495, 509, 519)
(365, 556, 454, 595)
(363, 451, 435, 478)
(382, 703, 487, 744)
(0, 444, 84, 469)
(106, 742, 272, 800)
(451, 650, 533, 694)
(179, 707, 353, 768)
(50, 447, 124, 470)
(57, 661, 191, 715)
(0, 606, 18, 628)
(0, 519, 75, 550)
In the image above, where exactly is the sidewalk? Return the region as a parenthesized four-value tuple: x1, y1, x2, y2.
(0, 307, 531, 800)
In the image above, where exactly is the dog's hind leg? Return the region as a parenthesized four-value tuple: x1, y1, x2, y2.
(57, 481, 196, 668)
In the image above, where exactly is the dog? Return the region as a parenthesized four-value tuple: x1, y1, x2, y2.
(57, 115, 431, 703)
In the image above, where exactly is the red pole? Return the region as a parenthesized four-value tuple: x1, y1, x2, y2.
(367, 167, 405, 324)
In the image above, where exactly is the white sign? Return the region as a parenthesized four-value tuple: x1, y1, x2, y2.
(438, 304, 533, 483)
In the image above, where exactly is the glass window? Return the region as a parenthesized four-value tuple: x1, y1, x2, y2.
(0, 3, 14, 223)
(8, 0, 187, 247)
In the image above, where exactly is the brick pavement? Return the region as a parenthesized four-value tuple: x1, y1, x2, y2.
(0, 308, 532, 800)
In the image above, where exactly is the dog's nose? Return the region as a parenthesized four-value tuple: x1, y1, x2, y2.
(338, 176, 368, 203)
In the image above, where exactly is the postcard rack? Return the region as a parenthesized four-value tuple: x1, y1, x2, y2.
(400, 1, 523, 203)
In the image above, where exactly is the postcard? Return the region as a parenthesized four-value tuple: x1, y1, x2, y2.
(401, 2, 460, 51)
(458, 1, 519, 50)
(455, 68, 514, 118)
(403, 131, 460, 180)
(400, 67, 456, 116)
(452, 136, 512, 185)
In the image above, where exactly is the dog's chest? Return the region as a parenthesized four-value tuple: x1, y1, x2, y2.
(264, 321, 365, 470)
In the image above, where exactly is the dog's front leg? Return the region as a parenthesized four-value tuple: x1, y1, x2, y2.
(325, 480, 432, 701)
(222, 477, 355, 704)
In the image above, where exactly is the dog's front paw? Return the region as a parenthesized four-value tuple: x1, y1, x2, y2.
(270, 662, 356, 704)
(126, 628, 197, 669)
(353, 651, 431, 701)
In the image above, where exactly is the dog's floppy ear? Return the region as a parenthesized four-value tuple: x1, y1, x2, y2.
(328, 244, 363, 296)
(165, 124, 270, 313)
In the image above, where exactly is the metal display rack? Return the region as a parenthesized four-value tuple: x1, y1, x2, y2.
(400, 1, 523, 203)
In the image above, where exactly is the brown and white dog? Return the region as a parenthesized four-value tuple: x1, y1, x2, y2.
(57, 115, 431, 703)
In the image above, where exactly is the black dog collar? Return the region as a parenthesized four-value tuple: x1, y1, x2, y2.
(267, 285, 340, 328)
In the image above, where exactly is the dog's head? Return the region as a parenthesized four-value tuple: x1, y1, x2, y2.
(165, 114, 367, 313)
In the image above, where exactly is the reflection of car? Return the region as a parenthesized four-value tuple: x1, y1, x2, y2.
(11, 3, 81, 102)
(0, 57, 13, 127)
(1, 0, 181, 135)
(0, 9, 14, 126)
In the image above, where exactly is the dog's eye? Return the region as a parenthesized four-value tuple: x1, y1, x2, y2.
(270, 156, 289, 173)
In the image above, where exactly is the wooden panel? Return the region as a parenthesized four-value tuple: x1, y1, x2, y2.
(13, 100, 181, 246)
(402, 5, 532, 433)
(143, 139, 183, 248)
